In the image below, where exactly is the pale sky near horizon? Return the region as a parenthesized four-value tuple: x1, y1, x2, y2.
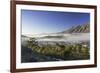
(21, 9, 90, 35)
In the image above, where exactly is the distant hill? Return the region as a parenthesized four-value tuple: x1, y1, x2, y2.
(21, 35, 27, 37)
(61, 24, 90, 33)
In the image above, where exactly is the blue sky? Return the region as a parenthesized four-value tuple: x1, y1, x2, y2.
(21, 10, 90, 34)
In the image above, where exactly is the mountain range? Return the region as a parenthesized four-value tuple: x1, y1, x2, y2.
(61, 24, 89, 33)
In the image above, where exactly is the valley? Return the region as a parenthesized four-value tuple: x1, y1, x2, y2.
(21, 24, 90, 63)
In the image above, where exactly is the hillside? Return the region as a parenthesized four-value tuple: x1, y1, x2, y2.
(61, 24, 90, 33)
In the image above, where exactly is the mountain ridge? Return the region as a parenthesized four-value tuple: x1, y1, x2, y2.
(61, 24, 90, 33)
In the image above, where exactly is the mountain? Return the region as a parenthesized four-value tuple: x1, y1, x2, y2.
(21, 35, 28, 37)
(61, 24, 90, 33)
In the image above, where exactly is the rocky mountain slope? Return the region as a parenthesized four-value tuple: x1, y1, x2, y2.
(61, 24, 90, 33)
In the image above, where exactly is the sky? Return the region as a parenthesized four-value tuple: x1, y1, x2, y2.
(21, 9, 90, 35)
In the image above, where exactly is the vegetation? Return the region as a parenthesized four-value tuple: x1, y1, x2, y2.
(44, 35, 64, 38)
(24, 39, 90, 61)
